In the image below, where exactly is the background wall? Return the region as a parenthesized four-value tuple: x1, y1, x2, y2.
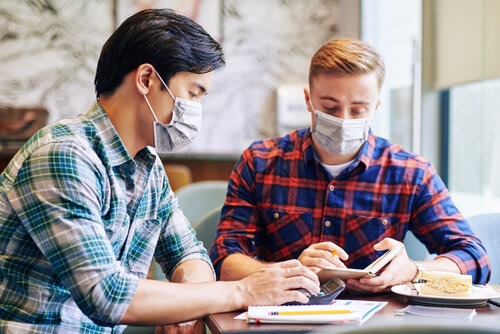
(0, 0, 360, 155)
(0, 1, 112, 127)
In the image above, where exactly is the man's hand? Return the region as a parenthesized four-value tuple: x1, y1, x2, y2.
(298, 241, 349, 273)
(345, 238, 413, 293)
(238, 259, 321, 306)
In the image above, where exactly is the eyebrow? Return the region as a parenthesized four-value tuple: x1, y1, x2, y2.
(320, 96, 371, 106)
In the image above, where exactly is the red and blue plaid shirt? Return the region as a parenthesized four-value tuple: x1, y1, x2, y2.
(210, 128, 491, 284)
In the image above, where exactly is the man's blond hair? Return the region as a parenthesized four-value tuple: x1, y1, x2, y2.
(309, 38, 385, 90)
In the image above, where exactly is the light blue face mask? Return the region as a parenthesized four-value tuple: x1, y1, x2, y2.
(311, 109, 371, 156)
(143, 70, 202, 153)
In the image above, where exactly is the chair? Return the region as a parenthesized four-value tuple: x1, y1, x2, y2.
(147, 180, 228, 282)
(147, 164, 192, 280)
(467, 213, 500, 283)
(192, 205, 223, 250)
(403, 231, 432, 261)
(175, 180, 228, 225)
(163, 164, 192, 191)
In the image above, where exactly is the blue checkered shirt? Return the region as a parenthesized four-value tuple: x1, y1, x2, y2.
(0, 102, 211, 333)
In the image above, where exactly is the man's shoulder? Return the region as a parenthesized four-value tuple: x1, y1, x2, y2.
(248, 128, 308, 153)
(371, 135, 431, 168)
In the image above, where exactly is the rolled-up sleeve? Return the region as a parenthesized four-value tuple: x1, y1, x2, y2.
(154, 190, 215, 280)
(410, 164, 491, 284)
(8, 142, 138, 325)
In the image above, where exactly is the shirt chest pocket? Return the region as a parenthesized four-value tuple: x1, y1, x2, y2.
(259, 208, 313, 258)
(341, 214, 399, 260)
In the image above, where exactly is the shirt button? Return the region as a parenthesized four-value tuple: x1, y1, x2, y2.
(324, 220, 332, 227)
(381, 218, 389, 226)
(273, 212, 280, 219)
(329, 185, 335, 191)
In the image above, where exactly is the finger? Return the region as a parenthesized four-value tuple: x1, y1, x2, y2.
(329, 248, 349, 261)
(346, 277, 386, 293)
(280, 260, 324, 288)
(373, 237, 403, 251)
(328, 251, 348, 266)
(308, 242, 349, 259)
(300, 254, 347, 272)
(265, 260, 319, 292)
(280, 259, 319, 279)
(279, 259, 303, 269)
(299, 246, 348, 270)
(278, 267, 320, 294)
(288, 289, 313, 304)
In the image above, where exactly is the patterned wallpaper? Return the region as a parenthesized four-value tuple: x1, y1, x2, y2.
(194, 0, 341, 153)
(0, 0, 112, 125)
(0, 0, 343, 154)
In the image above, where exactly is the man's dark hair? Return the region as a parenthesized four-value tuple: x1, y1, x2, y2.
(95, 8, 225, 98)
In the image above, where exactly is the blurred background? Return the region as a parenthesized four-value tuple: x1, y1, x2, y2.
(0, 0, 499, 217)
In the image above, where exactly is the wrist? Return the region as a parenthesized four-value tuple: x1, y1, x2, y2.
(411, 260, 425, 283)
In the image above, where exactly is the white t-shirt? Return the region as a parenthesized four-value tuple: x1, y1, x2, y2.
(321, 159, 355, 178)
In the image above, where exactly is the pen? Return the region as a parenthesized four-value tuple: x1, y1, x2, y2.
(268, 309, 351, 315)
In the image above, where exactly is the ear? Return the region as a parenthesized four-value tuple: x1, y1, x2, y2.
(303, 87, 313, 113)
(136, 63, 155, 95)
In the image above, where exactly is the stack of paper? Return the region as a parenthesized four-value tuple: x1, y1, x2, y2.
(395, 305, 477, 322)
(246, 300, 387, 324)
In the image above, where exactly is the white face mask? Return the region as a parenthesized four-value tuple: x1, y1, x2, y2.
(311, 109, 371, 156)
(143, 70, 202, 153)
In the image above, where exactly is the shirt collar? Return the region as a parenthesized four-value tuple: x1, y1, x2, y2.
(87, 101, 156, 168)
(302, 128, 318, 164)
(301, 127, 376, 176)
(358, 131, 376, 170)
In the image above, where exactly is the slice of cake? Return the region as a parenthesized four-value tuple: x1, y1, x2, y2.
(419, 271, 472, 297)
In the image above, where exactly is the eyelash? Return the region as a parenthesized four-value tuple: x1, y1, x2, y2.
(325, 107, 367, 115)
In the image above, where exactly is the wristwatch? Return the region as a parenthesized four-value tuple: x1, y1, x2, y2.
(411, 260, 425, 283)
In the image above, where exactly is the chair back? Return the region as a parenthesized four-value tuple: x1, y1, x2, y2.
(192, 205, 223, 250)
(163, 164, 192, 191)
(175, 180, 228, 225)
(148, 180, 227, 281)
(467, 213, 500, 283)
(403, 231, 432, 261)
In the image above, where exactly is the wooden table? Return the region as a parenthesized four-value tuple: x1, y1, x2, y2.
(204, 291, 500, 334)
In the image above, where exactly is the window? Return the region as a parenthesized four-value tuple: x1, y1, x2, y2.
(446, 79, 500, 216)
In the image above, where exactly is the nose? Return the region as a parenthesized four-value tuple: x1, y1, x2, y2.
(333, 108, 352, 120)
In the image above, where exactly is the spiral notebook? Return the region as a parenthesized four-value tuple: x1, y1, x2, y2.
(246, 300, 387, 324)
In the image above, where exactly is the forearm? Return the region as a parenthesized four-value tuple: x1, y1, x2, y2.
(170, 258, 215, 283)
(220, 253, 270, 281)
(416, 256, 461, 276)
(122, 259, 322, 326)
(120, 279, 244, 325)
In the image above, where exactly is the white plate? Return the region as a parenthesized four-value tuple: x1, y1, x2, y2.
(391, 283, 500, 307)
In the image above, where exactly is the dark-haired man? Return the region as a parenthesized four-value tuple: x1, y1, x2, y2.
(0, 9, 319, 333)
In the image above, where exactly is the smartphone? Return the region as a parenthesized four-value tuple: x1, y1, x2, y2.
(364, 244, 403, 275)
(284, 277, 345, 305)
(317, 244, 403, 283)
